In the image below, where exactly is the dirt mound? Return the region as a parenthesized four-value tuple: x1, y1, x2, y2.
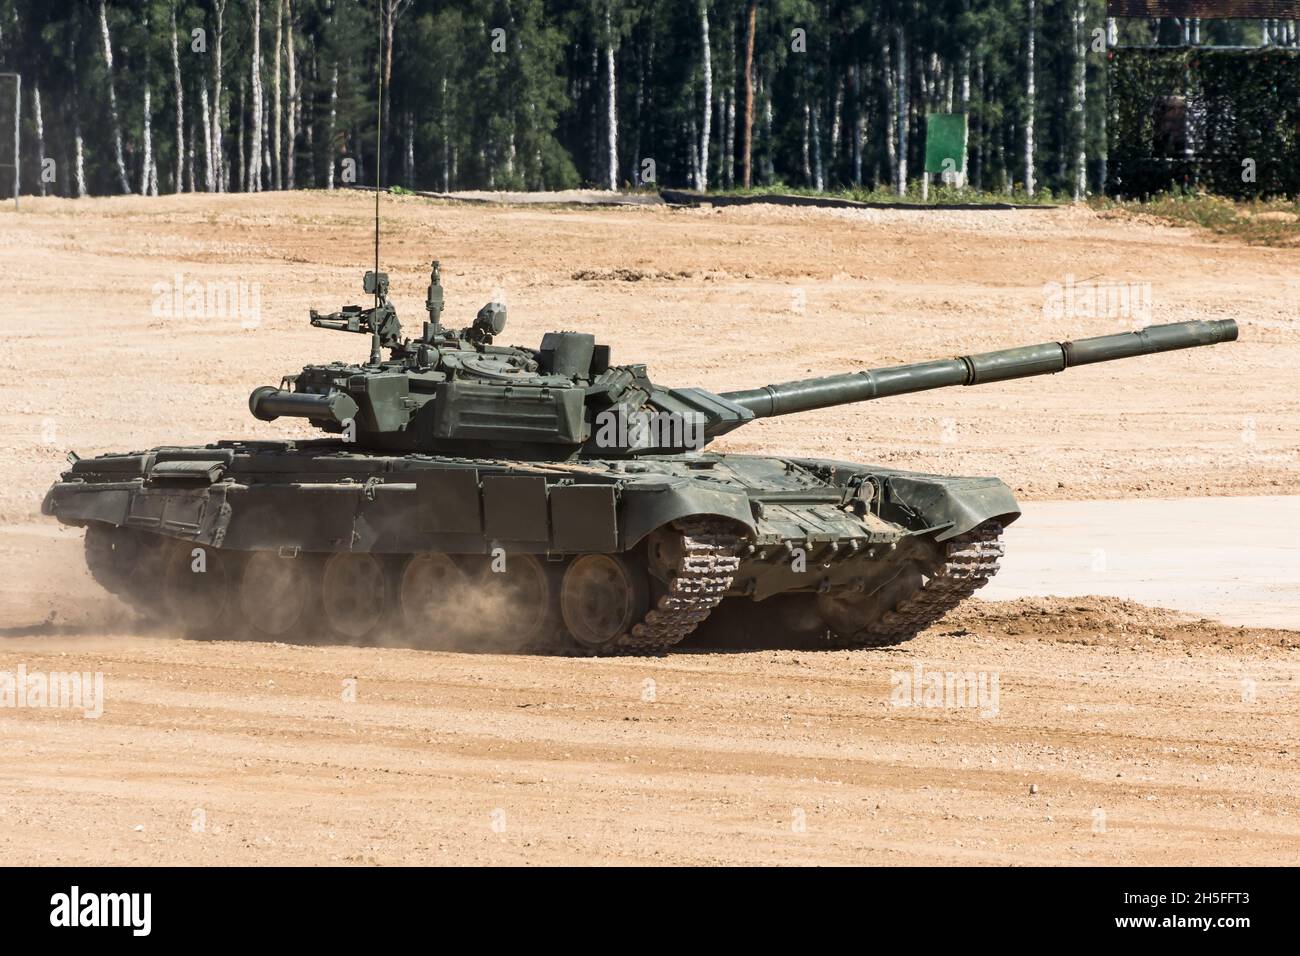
(946, 596, 1297, 650)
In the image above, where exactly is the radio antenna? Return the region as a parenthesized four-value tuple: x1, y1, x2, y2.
(373, 3, 383, 308)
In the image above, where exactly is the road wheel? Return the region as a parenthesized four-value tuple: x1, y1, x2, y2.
(163, 544, 238, 638)
(398, 553, 469, 646)
(320, 552, 390, 642)
(85, 525, 171, 617)
(470, 553, 560, 650)
(560, 554, 649, 652)
(239, 551, 316, 640)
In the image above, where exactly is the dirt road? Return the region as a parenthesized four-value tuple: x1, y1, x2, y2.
(984, 495, 1300, 629)
(1, 600, 1296, 866)
(1, 193, 1297, 865)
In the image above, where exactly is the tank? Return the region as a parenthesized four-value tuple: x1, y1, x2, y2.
(43, 262, 1238, 654)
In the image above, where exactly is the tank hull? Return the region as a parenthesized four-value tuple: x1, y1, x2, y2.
(43, 441, 1020, 653)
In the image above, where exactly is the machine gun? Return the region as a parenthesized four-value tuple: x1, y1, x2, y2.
(309, 270, 404, 357)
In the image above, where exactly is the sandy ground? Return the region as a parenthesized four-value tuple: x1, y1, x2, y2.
(0, 601, 1296, 866)
(983, 496, 1300, 630)
(1, 192, 1297, 866)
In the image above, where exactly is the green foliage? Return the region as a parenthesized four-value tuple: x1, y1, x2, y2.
(0, 0, 1293, 199)
(1097, 192, 1300, 246)
(1111, 48, 1300, 200)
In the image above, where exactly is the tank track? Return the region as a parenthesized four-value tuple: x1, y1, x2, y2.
(615, 519, 741, 654)
(837, 521, 1004, 648)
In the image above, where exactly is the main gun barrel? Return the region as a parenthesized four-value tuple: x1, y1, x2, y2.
(720, 319, 1237, 418)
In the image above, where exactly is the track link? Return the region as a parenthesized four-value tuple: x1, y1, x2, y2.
(614, 519, 740, 654)
(839, 521, 1004, 648)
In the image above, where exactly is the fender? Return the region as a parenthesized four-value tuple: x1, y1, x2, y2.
(879, 473, 1020, 541)
(618, 477, 756, 549)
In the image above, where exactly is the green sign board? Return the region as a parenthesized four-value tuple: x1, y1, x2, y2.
(924, 113, 968, 175)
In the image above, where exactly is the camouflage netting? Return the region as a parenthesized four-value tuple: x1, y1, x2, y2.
(1110, 48, 1300, 198)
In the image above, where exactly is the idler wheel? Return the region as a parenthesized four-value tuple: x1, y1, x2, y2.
(163, 544, 238, 638)
(398, 553, 469, 645)
(320, 553, 390, 641)
(239, 551, 316, 639)
(560, 554, 649, 651)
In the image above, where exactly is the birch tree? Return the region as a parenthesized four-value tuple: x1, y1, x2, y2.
(603, 1, 617, 190)
(250, 0, 263, 192)
(895, 25, 908, 195)
(272, 0, 282, 189)
(741, 1, 756, 188)
(1072, 0, 1086, 200)
(1024, 0, 1035, 196)
(98, 0, 131, 193)
(285, 0, 297, 189)
(211, 0, 227, 192)
(170, 3, 185, 192)
(697, 0, 711, 191)
(33, 84, 44, 197)
(200, 84, 214, 191)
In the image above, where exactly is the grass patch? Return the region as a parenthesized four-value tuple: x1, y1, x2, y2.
(1095, 192, 1300, 246)
(701, 181, 1060, 206)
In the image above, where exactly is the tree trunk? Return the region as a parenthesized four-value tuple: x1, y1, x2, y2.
(1073, 0, 1087, 200)
(631, 44, 645, 185)
(187, 113, 196, 192)
(141, 13, 156, 196)
(250, 0, 263, 192)
(884, 39, 896, 191)
(170, 3, 185, 192)
(142, 79, 154, 195)
(1024, 0, 1036, 197)
(761, 76, 773, 182)
(810, 73, 823, 190)
(272, 0, 282, 189)
(740, 1, 756, 188)
(285, 0, 297, 189)
(895, 26, 908, 196)
(200, 84, 214, 191)
(238, 80, 247, 192)
(698, 1, 711, 191)
(326, 63, 338, 190)
(801, 99, 811, 185)
(98, 0, 131, 193)
(830, 74, 844, 174)
(851, 62, 863, 186)
(212, 0, 227, 192)
(404, 111, 414, 188)
(74, 120, 87, 198)
(604, 3, 618, 190)
(33, 84, 44, 197)
(727, 89, 737, 187)
(262, 92, 272, 190)
(441, 73, 449, 191)
(383, 3, 396, 186)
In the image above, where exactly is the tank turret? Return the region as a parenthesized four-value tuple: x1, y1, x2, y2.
(249, 266, 1237, 460)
